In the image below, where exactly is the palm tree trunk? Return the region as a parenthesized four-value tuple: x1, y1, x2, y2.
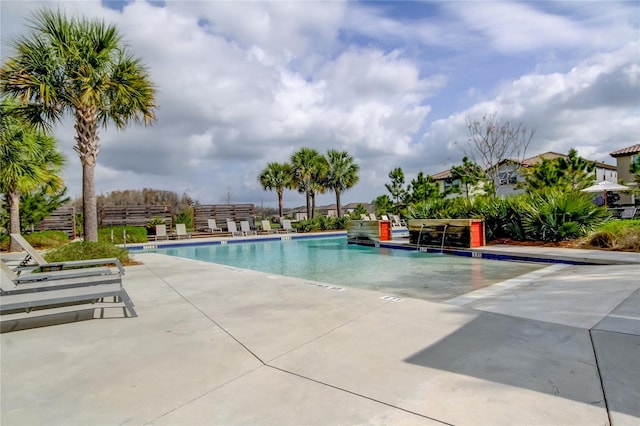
(310, 191, 316, 219)
(82, 161, 98, 241)
(75, 107, 99, 241)
(305, 192, 311, 220)
(8, 191, 21, 252)
(335, 190, 342, 217)
(277, 191, 284, 218)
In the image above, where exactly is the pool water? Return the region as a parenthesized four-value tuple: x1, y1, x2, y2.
(155, 237, 543, 302)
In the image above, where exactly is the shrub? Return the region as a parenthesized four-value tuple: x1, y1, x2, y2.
(98, 226, 148, 244)
(44, 241, 130, 264)
(24, 230, 69, 248)
(295, 219, 320, 233)
(583, 231, 616, 248)
(520, 190, 609, 242)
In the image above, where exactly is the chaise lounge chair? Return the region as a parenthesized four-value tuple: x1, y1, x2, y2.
(173, 223, 191, 239)
(260, 220, 278, 234)
(240, 220, 257, 236)
(1, 261, 137, 319)
(206, 219, 223, 233)
(280, 219, 297, 234)
(620, 207, 637, 220)
(9, 233, 126, 275)
(226, 220, 243, 237)
(155, 224, 169, 241)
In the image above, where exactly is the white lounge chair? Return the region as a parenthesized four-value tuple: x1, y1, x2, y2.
(369, 213, 377, 220)
(1, 261, 137, 319)
(381, 215, 390, 221)
(360, 214, 370, 221)
(240, 220, 257, 236)
(226, 220, 243, 237)
(280, 219, 297, 233)
(155, 224, 169, 241)
(174, 223, 191, 239)
(261, 220, 278, 234)
(9, 233, 125, 275)
(206, 219, 222, 233)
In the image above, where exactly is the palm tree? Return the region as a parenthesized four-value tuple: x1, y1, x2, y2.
(0, 9, 157, 241)
(290, 148, 325, 219)
(258, 162, 292, 218)
(0, 99, 65, 252)
(325, 149, 359, 217)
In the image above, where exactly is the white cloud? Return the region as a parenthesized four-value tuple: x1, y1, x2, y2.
(1, 0, 638, 208)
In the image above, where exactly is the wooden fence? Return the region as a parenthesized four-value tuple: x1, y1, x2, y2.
(99, 205, 172, 228)
(193, 204, 255, 231)
(36, 205, 75, 238)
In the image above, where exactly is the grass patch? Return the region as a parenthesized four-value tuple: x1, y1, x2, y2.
(1, 230, 69, 251)
(44, 241, 131, 265)
(581, 219, 640, 252)
(98, 226, 148, 244)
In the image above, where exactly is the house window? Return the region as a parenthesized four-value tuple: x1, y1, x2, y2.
(498, 172, 517, 185)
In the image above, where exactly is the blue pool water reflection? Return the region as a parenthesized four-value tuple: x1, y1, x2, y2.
(156, 237, 542, 302)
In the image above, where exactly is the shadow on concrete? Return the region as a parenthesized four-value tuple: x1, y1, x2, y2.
(404, 311, 606, 409)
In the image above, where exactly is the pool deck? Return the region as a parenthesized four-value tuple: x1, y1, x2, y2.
(1, 238, 639, 425)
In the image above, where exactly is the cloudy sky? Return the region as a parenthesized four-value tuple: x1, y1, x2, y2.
(1, 0, 639, 208)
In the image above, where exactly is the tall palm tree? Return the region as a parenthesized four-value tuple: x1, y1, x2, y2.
(258, 162, 292, 218)
(325, 149, 359, 217)
(290, 148, 325, 219)
(0, 99, 65, 252)
(309, 155, 328, 219)
(0, 9, 157, 241)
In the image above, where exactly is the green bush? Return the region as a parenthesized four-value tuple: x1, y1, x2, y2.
(25, 230, 69, 248)
(98, 226, 148, 244)
(520, 190, 609, 242)
(44, 241, 130, 264)
(596, 219, 640, 234)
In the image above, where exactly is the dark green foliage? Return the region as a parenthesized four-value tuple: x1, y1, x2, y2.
(294, 216, 348, 232)
(373, 195, 394, 215)
(520, 190, 609, 241)
(98, 226, 148, 244)
(404, 172, 440, 205)
(44, 241, 130, 264)
(18, 188, 70, 231)
(385, 167, 406, 207)
(406, 190, 605, 243)
(521, 149, 596, 192)
(450, 156, 486, 199)
(173, 208, 194, 230)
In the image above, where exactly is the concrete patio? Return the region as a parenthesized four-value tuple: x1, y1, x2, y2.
(1, 244, 639, 425)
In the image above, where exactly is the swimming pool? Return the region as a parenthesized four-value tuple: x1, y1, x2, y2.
(152, 236, 543, 302)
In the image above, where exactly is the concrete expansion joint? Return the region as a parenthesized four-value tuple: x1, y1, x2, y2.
(264, 364, 454, 426)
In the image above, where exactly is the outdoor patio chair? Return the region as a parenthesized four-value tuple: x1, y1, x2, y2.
(9, 233, 125, 275)
(226, 220, 243, 237)
(1, 261, 137, 319)
(240, 220, 257, 236)
(369, 213, 377, 220)
(280, 219, 297, 233)
(155, 224, 169, 241)
(620, 207, 637, 220)
(381, 215, 390, 221)
(174, 223, 191, 239)
(260, 220, 278, 234)
(206, 219, 223, 233)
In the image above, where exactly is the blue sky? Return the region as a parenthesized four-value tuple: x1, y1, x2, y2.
(1, 0, 639, 208)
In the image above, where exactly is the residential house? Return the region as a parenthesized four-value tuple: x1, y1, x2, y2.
(610, 144, 640, 205)
(432, 151, 617, 197)
(495, 151, 617, 196)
